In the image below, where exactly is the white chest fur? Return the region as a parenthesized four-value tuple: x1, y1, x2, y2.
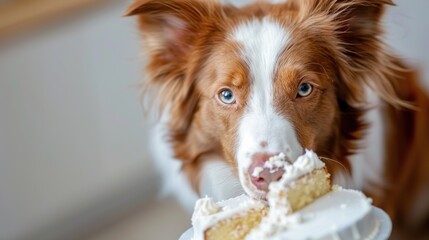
(150, 117, 243, 213)
(348, 88, 386, 196)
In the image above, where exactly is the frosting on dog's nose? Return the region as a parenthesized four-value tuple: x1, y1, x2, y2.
(248, 153, 288, 191)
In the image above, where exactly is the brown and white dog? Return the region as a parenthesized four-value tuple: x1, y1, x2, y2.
(125, 0, 429, 230)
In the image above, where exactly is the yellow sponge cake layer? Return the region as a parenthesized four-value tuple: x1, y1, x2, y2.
(205, 208, 267, 240)
(273, 168, 331, 213)
(192, 195, 267, 240)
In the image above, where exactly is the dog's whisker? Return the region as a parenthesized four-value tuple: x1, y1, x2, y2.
(319, 156, 349, 174)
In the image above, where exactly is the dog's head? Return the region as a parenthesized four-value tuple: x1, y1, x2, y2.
(126, 0, 403, 199)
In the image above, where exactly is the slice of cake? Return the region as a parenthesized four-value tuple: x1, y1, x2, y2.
(191, 195, 267, 240)
(265, 150, 331, 214)
(188, 150, 385, 240)
(191, 150, 330, 240)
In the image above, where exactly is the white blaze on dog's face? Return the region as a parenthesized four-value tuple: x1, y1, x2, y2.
(231, 19, 303, 198)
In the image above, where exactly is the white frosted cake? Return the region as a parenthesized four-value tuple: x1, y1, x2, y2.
(190, 150, 381, 240)
(263, 150, 331, 214)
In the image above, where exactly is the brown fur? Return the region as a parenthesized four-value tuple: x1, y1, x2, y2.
(126, 0, 429, 232)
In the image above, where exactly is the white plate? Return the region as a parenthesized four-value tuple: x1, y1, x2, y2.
(179, 207, 392, 240)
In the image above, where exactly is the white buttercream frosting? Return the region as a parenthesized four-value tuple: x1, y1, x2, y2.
(192, 197, 221, 220)
(294, 149, 325, 170)
(251, 167, 264, 177)
(275, 149, 324, 185)
(264, 152, 289, 173)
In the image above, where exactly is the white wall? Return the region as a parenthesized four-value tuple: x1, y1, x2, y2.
(0, 1, 157, 240)
(385, 0, 429, 92)
(0, 1, 427, 240)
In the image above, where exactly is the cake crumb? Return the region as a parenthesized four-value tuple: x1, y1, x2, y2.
(252, 167, 264, 177)
(264, 152, 289, 171)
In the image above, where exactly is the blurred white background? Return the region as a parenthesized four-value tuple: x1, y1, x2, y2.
(0, 0, 428, 240)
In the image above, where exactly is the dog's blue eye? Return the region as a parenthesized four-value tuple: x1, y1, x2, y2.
(297, 83, 313, 97)
(219, 89, 236, 104)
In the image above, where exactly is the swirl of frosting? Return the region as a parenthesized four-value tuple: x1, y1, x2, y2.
(294, 150, 324, 170)
(192, 197, 221, 219)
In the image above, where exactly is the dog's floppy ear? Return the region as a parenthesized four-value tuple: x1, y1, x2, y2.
(124, 0, 218, 64)
(124, 0, 221, 112)
(299, 0, 394, 36)
(125, 0, 225, 162)
(299, 0, 409, 108)
(332, 0, 394, 36)
(334, 0, 412, 108)
(332, 0, 398, 106)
